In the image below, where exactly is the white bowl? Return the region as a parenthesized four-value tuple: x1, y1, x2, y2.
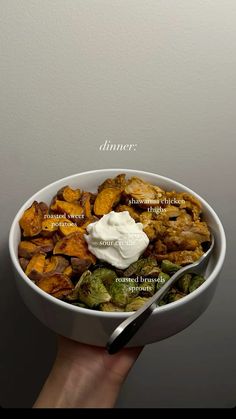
(9, 169, 226, 347)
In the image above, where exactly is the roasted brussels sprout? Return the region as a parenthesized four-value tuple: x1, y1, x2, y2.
(189, 275, 205, 293)
(110, 279, 139, 306)
(76, 270, 111, 308)
(161, 259, 181, 274)
(100, 302, 124, 312)
(177, 273, 192, 293)
(156, 272, 170, 291)
(125, 296, 150, 311)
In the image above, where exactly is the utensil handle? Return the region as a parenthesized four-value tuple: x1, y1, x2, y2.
(106, 303, 155, 354)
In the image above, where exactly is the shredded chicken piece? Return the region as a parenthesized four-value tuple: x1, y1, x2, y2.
(155, 246, 204, 265)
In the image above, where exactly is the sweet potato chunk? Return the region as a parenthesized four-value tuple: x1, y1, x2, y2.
(80, 192, 91, 218)
(58, 221, 84, 236)
(50, 200, 84, 224)
(25, 253, 46, 281)
(19, 201, 43, 237)
(57, 186, 81, 202)
(38, 202, 49, 217)
(37, 273, 74, 298)
(19, 258, 29, 271)
(71, 257, 91, 276)
(18, 241, 39, 258)
(94, 188, 121, 216)
(31, 237, 54, 253)
(44, 256, 69, 274)
(63, 265, 73, 279)
(41, 217, 59, 235)
(53, 232, 96, 263)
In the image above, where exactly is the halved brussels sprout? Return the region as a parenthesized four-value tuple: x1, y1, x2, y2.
(100, 302, 124, 312)
(92, 268, 117, 291)
(177, 273, 192, 293)
(110, 279, 139, 306)
(189, 275, 205, 293)
(156, 272, 170, 291)
(161, 259, 181, 274)
(70, 270, 111, 307)
(125, 296, 150, 312)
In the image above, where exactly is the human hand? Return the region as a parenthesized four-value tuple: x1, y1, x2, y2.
(34, 336, 142, 408)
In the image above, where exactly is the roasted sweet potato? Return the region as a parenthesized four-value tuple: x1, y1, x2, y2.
(79, 216, 98, 229)
(25, 253, 46, 281)
(58, 221, 84, 237)
(80, 192, 91, 218)
(57, 186, 81, 202)
(38, 202, 49, 217)
(18, 241, 39, 258)
(19, 201, 43, 237)
(41, 217, 59, 235)
(31, 237, 54, 253)
(53, 232, 96, 263)
(19, 257, 29, 271)
(63, 265, 73, 279)
(71, 257, 91, 276)
(50, 200, 84, 224)
(94, 188, 121, 216)
(44, 256, 69, 274)
(37, 273, 74, 298)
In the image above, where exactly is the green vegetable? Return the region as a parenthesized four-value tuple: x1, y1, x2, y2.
(100, 302, 125, 312)
(161, 260, 181, 274)
(124, 257, 157, 277)
(167, 289, 185, 303)
(156, 272, 170, 291)
(91, 268, 117, 291)
(139, 277, 156, 296)
(77, 270, 111, 307)
(110, 279, 139, 306)
(189, 275, 205, 293)
(125, 297, 150, 312)
(177, 273, 192, 293)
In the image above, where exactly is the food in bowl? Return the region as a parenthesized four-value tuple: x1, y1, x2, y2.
(17, 174, 211, 312)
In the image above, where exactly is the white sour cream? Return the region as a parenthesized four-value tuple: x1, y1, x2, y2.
(84, 211, 149, 269)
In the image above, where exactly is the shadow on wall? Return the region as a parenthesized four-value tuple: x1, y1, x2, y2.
(0, 242, 57, 408)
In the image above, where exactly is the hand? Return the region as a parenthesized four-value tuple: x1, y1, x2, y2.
(34, 336, 142, 408)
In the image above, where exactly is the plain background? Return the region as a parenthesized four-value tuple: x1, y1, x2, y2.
(0, 0, 235, 408)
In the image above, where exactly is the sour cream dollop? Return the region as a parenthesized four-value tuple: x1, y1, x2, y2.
(84, 211, 149, 269)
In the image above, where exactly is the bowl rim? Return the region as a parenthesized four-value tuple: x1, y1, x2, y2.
(9, 168, 226, 319)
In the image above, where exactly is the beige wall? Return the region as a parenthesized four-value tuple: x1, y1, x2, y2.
(0, 1, 235, 407)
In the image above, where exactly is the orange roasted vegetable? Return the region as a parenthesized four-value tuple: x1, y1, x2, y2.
(25, 253, 46, 281)
(31, 237, 54, 253)
(53, 232, 96, 263)
(19, 258, 29, 271)
(50, 200, 84, 224)
(44, 256, 69, 274)
(37, 273, 74, 298)
(19, 201, 43, 237)
(57, 186, 81, 202)
(94, 188, 121, 216)
(18, 241, 39, 258)
(41, 217, 59, 235)
(80, 192, 91, 218)
(63, 265, 73, 279)
(71, 257, 91, 276)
